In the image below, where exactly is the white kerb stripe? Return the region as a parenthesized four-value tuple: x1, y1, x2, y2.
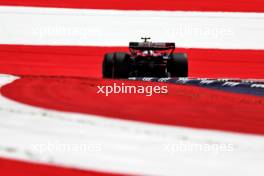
(0, 6, 264, 49)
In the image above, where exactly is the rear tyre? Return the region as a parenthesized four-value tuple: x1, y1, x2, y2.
(168, 53, 188, 77)
(102, 53, 114, 78)
(112, 52, 131, 78)
(102, 52, 131, 78)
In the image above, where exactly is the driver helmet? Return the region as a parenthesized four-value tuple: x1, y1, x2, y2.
(143, 50, 154, 55)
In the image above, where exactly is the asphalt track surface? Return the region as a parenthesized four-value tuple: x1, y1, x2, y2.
(1, 2, 264, 176)
(130, 78, 264, 97)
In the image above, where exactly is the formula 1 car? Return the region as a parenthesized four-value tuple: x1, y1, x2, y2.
(102, 37, 188, 78)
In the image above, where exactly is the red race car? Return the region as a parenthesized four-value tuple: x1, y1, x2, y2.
(103, 37, 188, 78)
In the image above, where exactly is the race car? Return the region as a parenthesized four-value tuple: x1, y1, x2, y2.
(102, 37, 188, 78)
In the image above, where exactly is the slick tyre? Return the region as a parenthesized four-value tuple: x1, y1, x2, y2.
(168, 53, 188, 77)
(112, 52, 131, 78)
(102, 53, 114, 78)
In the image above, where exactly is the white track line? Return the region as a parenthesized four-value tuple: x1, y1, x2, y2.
(1, 6, 264, 49)
(0, 74, 264, 175)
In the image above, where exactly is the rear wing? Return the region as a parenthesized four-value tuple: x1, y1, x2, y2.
(129, 42, 175, 50)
